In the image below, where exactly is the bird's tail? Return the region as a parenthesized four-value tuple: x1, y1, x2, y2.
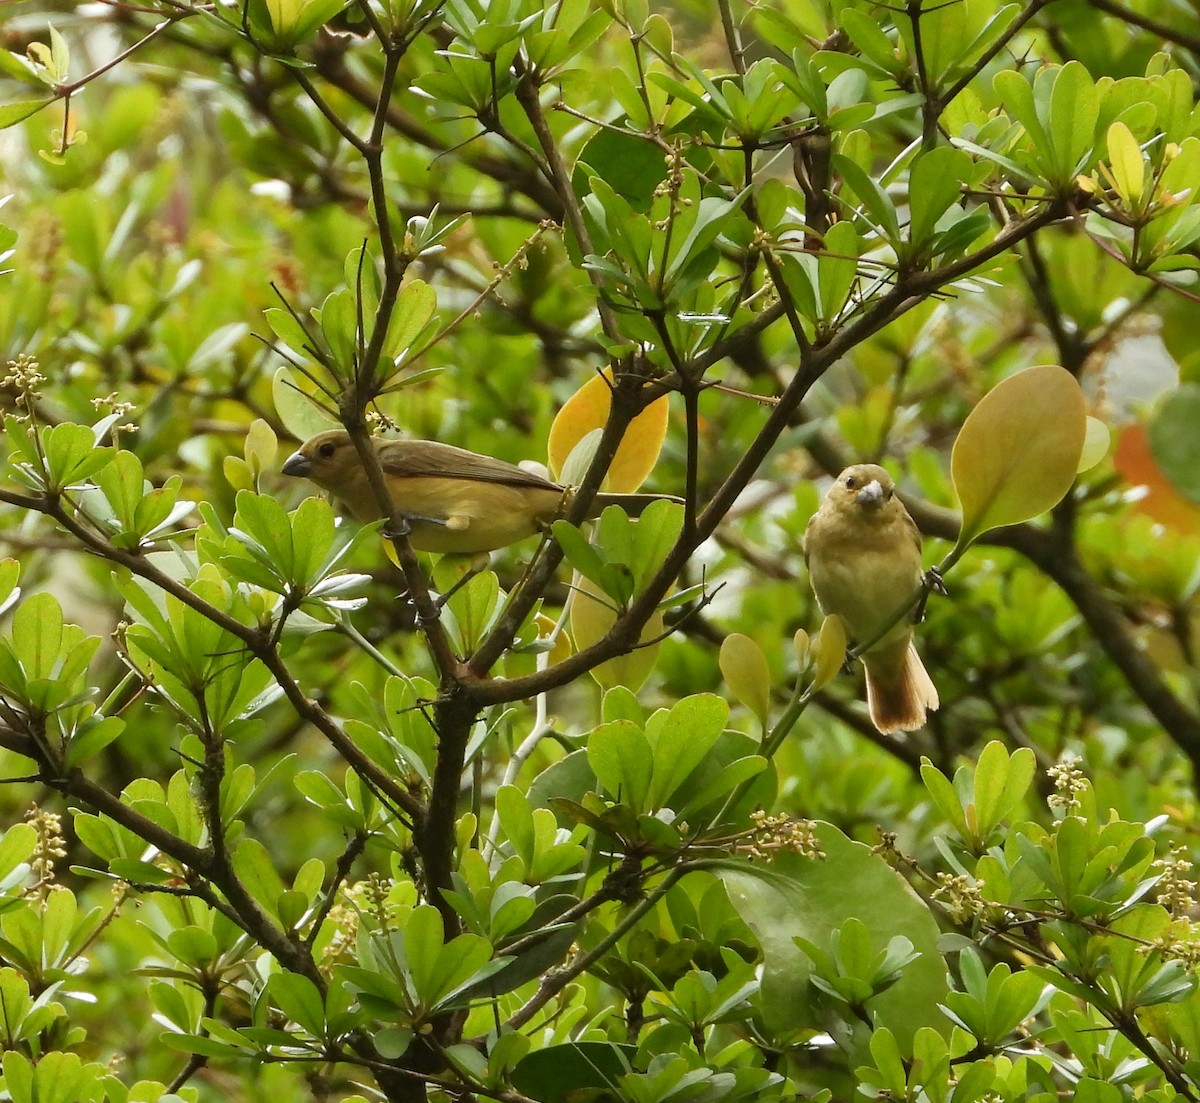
(591, 492, 685, 517)
(864, 642, 939, 735)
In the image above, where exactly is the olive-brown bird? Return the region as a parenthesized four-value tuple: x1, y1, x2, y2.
(803, 463, 939, 735)
(281, 429, 681, 554)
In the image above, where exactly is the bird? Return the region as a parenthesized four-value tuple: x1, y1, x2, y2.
(802, 463, 939, 735)
(281, 429, 682, 554)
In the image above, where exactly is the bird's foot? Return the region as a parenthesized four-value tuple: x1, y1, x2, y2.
(383, 512, 451, 542)
(415, 604, 444, 627)
(382, 515, 413, 541)
(914, 567, 947, 623)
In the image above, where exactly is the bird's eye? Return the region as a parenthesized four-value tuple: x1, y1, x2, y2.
(318, 441, 337, 459)
(844, 475, 857, 489)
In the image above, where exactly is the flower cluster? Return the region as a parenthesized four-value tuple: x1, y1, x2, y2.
(743, 810, 826, 861)
(1047, 756, 1088, 814)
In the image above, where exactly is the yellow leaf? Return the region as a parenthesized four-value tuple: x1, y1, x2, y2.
(223, 455, 254, 494)
(245, 418, 279, 481)
(1106, 122, 1144, 206)
(266, 0, 302, 33)
(547, 368, 670, 493)
(535, 612, 573, 667)
(793, 628, 810, 671)
(1078, 416, 1110, 473)
(950, 365, 1086, 547)
(810, 614, 846, 693)
(570, 573, 663, 691)
(719, 633, 771, 727)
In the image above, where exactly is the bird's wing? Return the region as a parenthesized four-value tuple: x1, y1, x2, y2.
(377, 440, 562, 491)
(801, 507, 823, 567)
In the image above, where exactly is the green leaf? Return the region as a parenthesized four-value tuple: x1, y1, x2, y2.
(383, 279, 437, 361)
(549, 521, 604, 591)
(270, 971, 326, 1036)
(575, 126, 669, 210)
(1047, 60, 1099, 180)
(920, 760, 971, 842)
(719, 633, 771, 728)
(645, 694, 729, 811)
(12, 592, 64, 681)
(0, 823, 35, 883)
(511, 1042, 636, 1103)
(810, 613, 846, 692)
(0, 99, 53, 129)
(264, 306, 315, 355)
(166, 925, 219, 967)
(832, 154, 901, 242)
(1149, 383, 1200, 504)
(587, 719, 653, 814)
(495, 784, 535, 871)
(231, 838, 288, 919)
(950, 365, 1086, 547)
(719, 823, 948, 1058)
(906, 148, 969, 255)
(972, 741, 1036, 840)
(817, 220, 860, 323)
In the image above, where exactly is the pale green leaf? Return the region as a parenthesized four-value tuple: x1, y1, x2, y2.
(719, 633, 771, 727)
(951, 365, 1086, 546)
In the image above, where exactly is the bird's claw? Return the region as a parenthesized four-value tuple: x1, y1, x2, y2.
(382, 515, 414, 541)
(384, 512, 451, 542)
(914, 567, 946, 623)
(415, 605, 444, 626)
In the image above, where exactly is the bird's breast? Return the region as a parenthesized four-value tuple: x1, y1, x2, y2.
(806, 512, 923, 648)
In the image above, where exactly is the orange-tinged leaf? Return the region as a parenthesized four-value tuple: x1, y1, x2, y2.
(951, 365, 1086, 547)
(719, 633, 771, 727)
(547, 368, 670, 493)
(570, 573, 663, 691)
(810, 614, 846, 693)
(1114, 424, 1200, 535)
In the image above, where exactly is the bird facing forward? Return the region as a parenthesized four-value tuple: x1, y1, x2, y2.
(803, 463, 939, 735)
(281, 429, 680, 554)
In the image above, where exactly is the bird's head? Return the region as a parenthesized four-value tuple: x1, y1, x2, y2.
(281, 429, 359, 491)
(829, 463, 896, 512)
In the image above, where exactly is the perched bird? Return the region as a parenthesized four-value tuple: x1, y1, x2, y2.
(281, 429, 681, 554)
(803, 463, 939, 735)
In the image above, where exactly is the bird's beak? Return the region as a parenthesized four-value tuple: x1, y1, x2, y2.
(281, 451, 310, 477)
(856, 479, 885, 507)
